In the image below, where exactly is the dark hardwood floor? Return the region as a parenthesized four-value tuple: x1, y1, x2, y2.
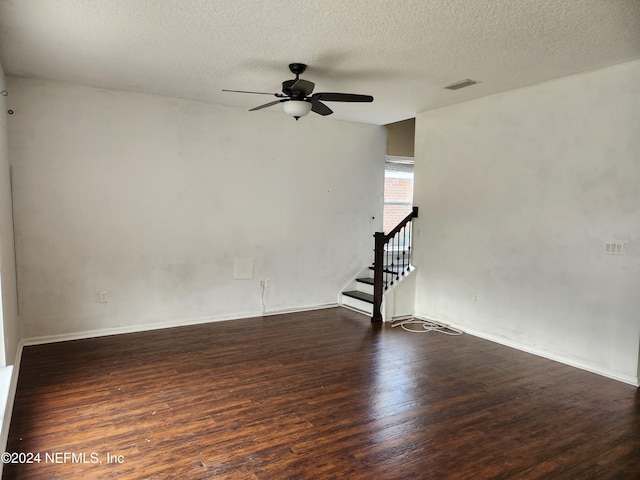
(3, 307, 639, 479)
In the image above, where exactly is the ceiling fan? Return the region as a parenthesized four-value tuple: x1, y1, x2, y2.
(223, 63, 373, 120)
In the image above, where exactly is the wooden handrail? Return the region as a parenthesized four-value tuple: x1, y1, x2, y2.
(383, 207, 419, 241)
(372, 206, 418, 323)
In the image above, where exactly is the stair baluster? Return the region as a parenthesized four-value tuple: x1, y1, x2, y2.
(401, 224, 407, 274)
(408, 219, 413, 269)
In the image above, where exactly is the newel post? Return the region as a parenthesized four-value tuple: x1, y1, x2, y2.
(372, 231, 386, 323)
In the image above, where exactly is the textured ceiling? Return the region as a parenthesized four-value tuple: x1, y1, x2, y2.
(1, 0, 639, 125)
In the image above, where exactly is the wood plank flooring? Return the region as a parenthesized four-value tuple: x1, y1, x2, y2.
(3, 307, 639, 479)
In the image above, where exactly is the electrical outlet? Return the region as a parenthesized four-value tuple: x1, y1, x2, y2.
(259, 280, 264, 288)
(99, 291, 108, 303)
(473, 293, 479, 303)
(604, 242, 625, 255)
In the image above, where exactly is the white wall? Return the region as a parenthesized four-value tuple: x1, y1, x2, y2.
(8, 77, 385, 339)
(0, 62, 19, 364)
(413, 60, 640, 385)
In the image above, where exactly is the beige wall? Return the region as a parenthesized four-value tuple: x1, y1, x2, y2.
(0, 61, 19, 365)
(413, 60, 640, 385)
(385, 118, 415, 157)
(8, 77, 386, 340)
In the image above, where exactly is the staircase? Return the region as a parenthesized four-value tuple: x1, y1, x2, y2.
(340, 207, 418, 322)
(341, 275, 379, 316)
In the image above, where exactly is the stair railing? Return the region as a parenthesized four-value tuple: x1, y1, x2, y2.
(372, 206, 418, 323)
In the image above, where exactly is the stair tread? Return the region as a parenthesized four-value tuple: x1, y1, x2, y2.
(369, 265, 409, 274)
(356, 277, 389, 286)
(342, 290, 374, 304)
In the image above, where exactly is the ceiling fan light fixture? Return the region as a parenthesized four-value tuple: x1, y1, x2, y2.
(283, 100, 312, 120)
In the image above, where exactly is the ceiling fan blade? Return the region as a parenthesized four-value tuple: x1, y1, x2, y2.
(282, 79, 315, 97)
(249, 99, 286, 111)
(223, 89, 277, 96)
(310, 99, 333, 116)
(312, 92, 373, 103)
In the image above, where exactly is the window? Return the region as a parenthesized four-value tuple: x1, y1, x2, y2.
(383, 156, 414, 234)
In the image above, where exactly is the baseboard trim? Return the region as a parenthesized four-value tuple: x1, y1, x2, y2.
(22, 310, 261, 346)
(263, 302, 339, 317)
(415, 313, 639, 387)
(22, 303, 341, 347)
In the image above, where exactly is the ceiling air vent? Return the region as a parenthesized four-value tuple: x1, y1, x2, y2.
(445, 79, 477, 90)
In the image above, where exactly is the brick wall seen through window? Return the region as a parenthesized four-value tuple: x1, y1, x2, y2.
(383, 160, 414, 233)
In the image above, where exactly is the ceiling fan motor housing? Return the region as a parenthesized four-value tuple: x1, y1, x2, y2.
(281, 80, 308, 98)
